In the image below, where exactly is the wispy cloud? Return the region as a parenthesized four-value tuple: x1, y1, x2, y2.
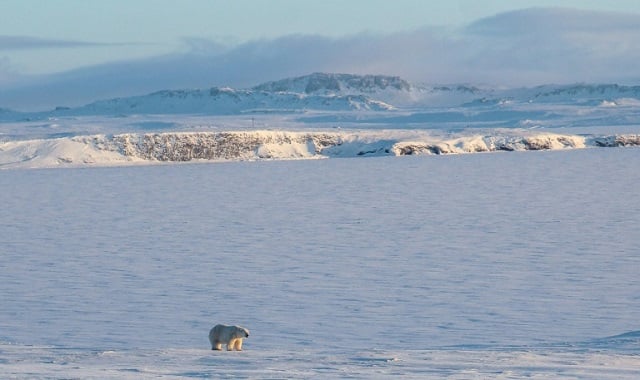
(0, 55, 20, 85)
(458, 8, 640, 84)
(2, 7, 640, 110)
(0, 35, 117, 50)
(467, 7, 640, 36)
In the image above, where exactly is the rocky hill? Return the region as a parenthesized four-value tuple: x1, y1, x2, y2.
(252, 72, 412, 94)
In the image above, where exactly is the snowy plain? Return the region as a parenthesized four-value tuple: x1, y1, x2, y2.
(1, 74, 640, 378)
(2, 148, 640, 378)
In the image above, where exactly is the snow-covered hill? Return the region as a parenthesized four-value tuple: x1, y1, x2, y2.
(254, 73, 490, 107)
(60, 87, 394, 116)
(2, 129, 639, 169)
(2, 73, 640, 120)
(252, 72, 412, 94)
(531, 84, 640, 103)
(252, 73, 640, 108)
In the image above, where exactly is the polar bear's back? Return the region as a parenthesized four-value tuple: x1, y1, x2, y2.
(209, 324, 249, 342)
(209, 324, 226, 343)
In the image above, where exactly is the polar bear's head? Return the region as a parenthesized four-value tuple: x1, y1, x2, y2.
(236, 327, 250, 338)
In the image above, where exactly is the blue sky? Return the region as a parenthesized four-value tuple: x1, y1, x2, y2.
(2, 0, 640, 109)
(3, 0, 640, 75)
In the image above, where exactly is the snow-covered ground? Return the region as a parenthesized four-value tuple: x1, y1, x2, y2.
(2, 148, 639, 378)
(2, 345, 639, 378)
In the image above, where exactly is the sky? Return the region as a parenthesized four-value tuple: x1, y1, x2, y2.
(2, 0, 640, 110)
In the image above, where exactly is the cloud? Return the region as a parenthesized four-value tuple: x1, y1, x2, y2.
(0, 55, 28, 89)
(0, 35, 116, 50)
(459, 8, 640, 84)
(466, 7, 640, 36)
(2, 7, 640, 110)
(178, 36, 232, 55)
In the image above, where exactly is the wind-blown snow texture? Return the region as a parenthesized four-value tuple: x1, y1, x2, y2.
(1, 149, 639, 378)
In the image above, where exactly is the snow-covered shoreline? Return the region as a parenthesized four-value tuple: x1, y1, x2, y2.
(1, 129, 639, 169)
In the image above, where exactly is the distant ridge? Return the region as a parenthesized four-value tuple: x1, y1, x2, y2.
(48, 82, 395, 117)
(532, 84, 640, 101)
(252, 72, 412, 94)
(2, 72, 640, 120)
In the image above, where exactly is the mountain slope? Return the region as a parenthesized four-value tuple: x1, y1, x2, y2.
(2, 73, 640, 121)
(252, 72, 412, 94)
(56, 86, 394, 116)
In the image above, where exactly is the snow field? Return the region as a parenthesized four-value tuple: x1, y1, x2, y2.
(1, 148, 639, 378)
(2, 346, 639, 379)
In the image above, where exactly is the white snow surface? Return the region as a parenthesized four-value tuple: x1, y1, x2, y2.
(2, 148, 640, 378)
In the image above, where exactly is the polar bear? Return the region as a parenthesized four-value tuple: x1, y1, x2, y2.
(209, 324, 250, 351)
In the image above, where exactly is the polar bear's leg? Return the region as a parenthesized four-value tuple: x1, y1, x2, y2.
(227, 338, 236, 351)
(213, 342, 222, 350)
(234, 338, 243, 351)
